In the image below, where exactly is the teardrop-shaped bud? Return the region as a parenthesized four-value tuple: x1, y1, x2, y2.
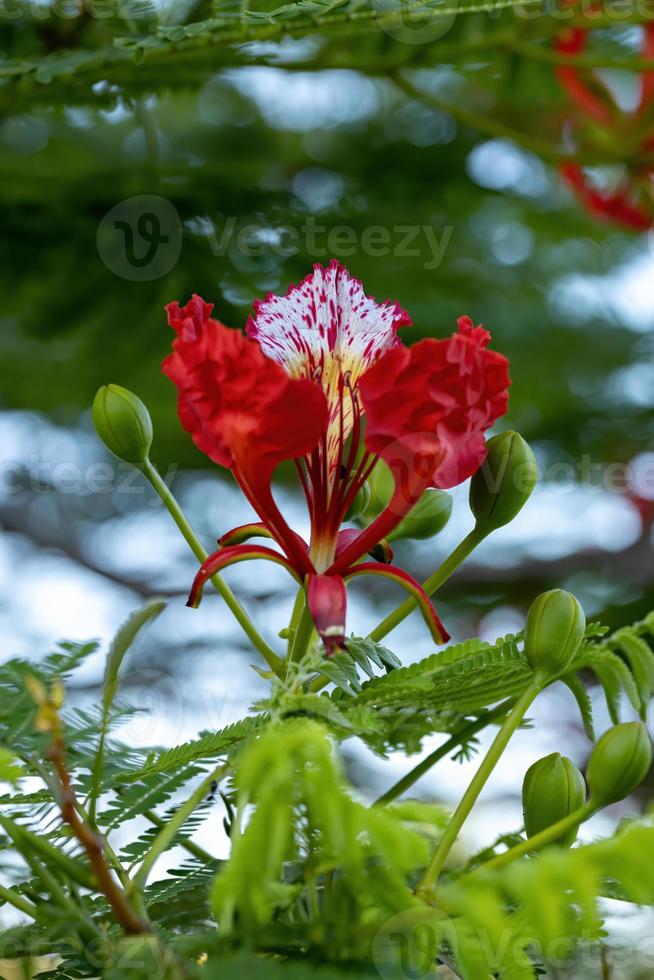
(345, 482, 372, 522)
(387, 489, 452, 542)
(587, 722, 652, 806)
(367, 459, 395, 517)
(93, 385, 153, 468)
(469, 431, 538, 532)
(522, 752, 586, 846)
(524, 589, 586, 681)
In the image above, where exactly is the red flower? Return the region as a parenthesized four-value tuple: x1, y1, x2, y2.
(163, 295, 326, 573)
(555, 23, 654, 231)
(164, 262, 511, 654)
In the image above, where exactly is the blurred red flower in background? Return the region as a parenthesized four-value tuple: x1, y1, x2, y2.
(556, 23, 654, 230)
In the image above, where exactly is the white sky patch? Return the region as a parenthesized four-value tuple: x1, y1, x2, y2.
(551, 247, 654, 332)
(225, 68, 381, 131)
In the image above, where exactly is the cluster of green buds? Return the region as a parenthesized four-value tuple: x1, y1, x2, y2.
(520, 590, 651, 848)
(523, 724, 652, 849)
(586, 722, 652, 806)
(356, 429, 538, 547)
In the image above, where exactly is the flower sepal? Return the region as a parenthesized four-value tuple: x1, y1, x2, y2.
(306, 575, 348, 657)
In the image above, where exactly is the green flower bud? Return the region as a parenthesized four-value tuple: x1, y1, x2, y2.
(93, 384, 153, 468)
(387, 489, 452, 542)
(367, 460, 395, 517)
(469, 431, 538, 532)
(345, 481, 372, 522)
(524, 589, 586, 680)
(522, 753, 586, 847)
(587, 722, 652, 806)
(364, 461, 451, 541)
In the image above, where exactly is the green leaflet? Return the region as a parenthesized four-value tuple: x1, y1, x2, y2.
(346, 619, 654, 749)
(89, 599, 166, 823)
(211, 720, 428, 942)
(0, 0, 546, 101)
(101, 600, 166, 716)
(116, 715, 263, 783)
(353, 635, 532, 713)
(569, 611, 654, 729)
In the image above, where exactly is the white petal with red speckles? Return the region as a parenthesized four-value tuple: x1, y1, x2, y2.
(247, 260, 411, 471)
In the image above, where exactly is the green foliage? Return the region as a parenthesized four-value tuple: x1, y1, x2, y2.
(570, 611, 654, 726)
(438, 816, 654, 979)
(353, 633, 531, 713)
(0, 600, 652, 978)
(117, 716, 264, 782)
(211, 719, 428, 948)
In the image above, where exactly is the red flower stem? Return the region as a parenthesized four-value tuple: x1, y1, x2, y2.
(143, 460, 284, 676)
(295, 459, 314, 522)
(232, 461, 314, 576)
(368, 525, 488, 642)
(340, 453, 377, 517)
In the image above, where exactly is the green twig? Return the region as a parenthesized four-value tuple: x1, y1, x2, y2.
(416, 679, 543, 898)
(287, 599, 315, 668)
(465, 801, 595, 876)
(374, 698, 515, 806)
(143, 460, 284, 676)
(134, 764, 228, 888)
(0, 882, 41, 920)
(369, 527, 487, 643)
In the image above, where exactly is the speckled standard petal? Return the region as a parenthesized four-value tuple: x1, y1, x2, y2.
(247, 260, 411, 469)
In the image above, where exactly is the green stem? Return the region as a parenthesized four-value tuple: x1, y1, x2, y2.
(134, 764, 227, 888)
(416, 679, 543, 898)
(374, 698, 516, 806)
(24, 852, 101, 942)
(468, 802, 596, 876)
(287, 586, 305, 658)
(143, 460, 284, 676)
(369, 527, 487, 643)
(287, 599, 315, 667)
(0, 882, 40, 920)
(394, 71, 650, 167)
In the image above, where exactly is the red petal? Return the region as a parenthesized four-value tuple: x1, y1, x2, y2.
(359, 325, 510, 491)
(163, 295, 328, 471)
